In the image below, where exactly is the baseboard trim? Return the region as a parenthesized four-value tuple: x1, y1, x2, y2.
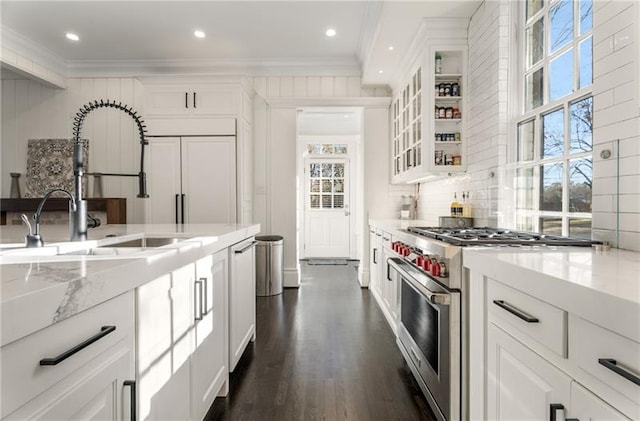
(283, 268, 299, 287)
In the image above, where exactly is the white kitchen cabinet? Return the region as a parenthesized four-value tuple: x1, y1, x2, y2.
(137, 253, 230, 421)
(143, 84, 240, 117)
(380, 233, 398, 329)
(571, 381, 630, 420)
(368, 227, 397, 334)
(486, 322, 572, 421)
(1, 291, 135, 420)
(369, 229, 382, 294)
(229, 237, 256, 372)
(137, 265, 193, 421)
(390, 20, 468, 183)
(191, 251, 229, 419)
(146, 135, 237, 224)
(471, 273, 638, 421)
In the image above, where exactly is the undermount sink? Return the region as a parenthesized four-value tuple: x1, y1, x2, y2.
(0, 237, 187, 258)
(63, 247, 147, 256)
(102, 237, 184, 248)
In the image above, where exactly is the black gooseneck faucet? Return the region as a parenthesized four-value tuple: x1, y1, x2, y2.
(24, 100, 149, 247)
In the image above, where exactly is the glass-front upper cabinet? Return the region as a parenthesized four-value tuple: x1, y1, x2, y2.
(391, 39, 467, 184)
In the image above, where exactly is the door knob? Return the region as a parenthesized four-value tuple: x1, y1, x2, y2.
(345, 211, 350, 216)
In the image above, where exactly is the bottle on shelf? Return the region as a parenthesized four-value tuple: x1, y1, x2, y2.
(462, 192, 473, 217)
(435, 53, 442, 74)
(450, 193, 459, 217)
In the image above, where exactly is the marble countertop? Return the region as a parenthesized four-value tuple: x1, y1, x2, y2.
(463, 246, 640, 342)
(368, 219, 640, 341)
(0, 223, 260, 347)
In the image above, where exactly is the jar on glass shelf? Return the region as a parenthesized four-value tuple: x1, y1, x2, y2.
(453, 107, 461, 119)
(445, 107, 453, 119)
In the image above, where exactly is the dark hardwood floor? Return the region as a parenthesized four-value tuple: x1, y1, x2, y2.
(205, 261, 436, 420)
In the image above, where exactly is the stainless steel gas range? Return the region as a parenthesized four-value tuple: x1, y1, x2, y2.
(388, 227, 599, 421)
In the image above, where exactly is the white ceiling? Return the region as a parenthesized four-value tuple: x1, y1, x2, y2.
(0, 0, 481, 86)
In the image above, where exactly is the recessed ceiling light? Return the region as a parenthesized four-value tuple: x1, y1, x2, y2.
(65, 32, 79, 41)
(388, 46, 394, 51)
(378, 70, 384, 74)
(194, 30, 205, 39)
(325, 28, 336, 37)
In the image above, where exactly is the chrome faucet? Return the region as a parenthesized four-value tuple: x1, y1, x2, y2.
(22, 189, 77, 247)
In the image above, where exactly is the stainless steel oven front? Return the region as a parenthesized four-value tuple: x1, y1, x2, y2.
(389, 257, 461, 421)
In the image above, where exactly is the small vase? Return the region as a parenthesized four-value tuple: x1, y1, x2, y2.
(10, 173, 21, 198)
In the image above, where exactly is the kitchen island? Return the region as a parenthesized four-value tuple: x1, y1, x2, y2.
(0, 223, 259, 420)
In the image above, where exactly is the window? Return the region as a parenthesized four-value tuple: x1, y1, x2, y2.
(515, 0, 593, 238)
(308, 162, 345, 209)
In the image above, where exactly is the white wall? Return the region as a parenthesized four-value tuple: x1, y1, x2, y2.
(416, 0, 510, 228)
(1, 77, 146, 223)
(251, 75, 401, 287)
(591, 0, 640, 250)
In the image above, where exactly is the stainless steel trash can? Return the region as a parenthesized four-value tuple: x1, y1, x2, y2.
(255, 235, 284, 296)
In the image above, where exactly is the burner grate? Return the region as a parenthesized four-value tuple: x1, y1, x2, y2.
(407, 226, 599, 247)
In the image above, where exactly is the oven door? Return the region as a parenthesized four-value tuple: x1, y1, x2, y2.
(389, 258, 460, 421)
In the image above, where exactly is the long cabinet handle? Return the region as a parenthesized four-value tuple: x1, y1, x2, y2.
(39, 326, 116, 366)
(493, 300, 539, 323)
(387, 258, 391, 281)
(181, 194, 185, 224)
(193, 92, 197, 108)
(550, 403, 564, 421)
(185, 92, 188, 109)
(175, 194, 179, 224)
(373, 248, 378, 264)
(235, 241, 257, 254)
(124, 380, 136, 421)
(598, 358, 640, 386)
(194, 279, 204, 321)
(200, 277, 208, 315)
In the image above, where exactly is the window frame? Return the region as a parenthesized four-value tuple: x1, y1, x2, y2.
(514, 0, 594, 237)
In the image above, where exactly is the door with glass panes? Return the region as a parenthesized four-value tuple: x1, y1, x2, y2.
(303, 158, 350, 258)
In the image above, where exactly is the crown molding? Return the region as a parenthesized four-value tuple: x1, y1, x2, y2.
(67, 57, 362, 78)
(264, 96, 391, 108)
(0, 25, 67, 75)
(390, 17, 469, 94)
(357, 1, 384, 74)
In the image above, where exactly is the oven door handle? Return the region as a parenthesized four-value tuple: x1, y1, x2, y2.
(388, 258, 450, 305)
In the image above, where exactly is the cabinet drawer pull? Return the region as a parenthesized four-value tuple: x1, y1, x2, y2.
(598, 358, 640, 386)
(200, 277, 209, 316)
(124, 380, 136, 421)
(185, 92, 188, 109)
(550, 403, 564, 421)
(175, 194, 179, 224)
(193, 92, 197, 108)
(39, 325, 116, 366)
(493, 300, 539, 323)
(373, 248, 378, 264)
(194, 279, 204, 321)
(234, 241, 257, 254)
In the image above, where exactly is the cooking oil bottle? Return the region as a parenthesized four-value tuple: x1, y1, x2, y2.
(450, 193, 459, 217)
(462, 191, 473, 217)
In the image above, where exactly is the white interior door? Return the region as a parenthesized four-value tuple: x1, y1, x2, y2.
(303, 158, 350, 258)
(182, 136, 236, 224)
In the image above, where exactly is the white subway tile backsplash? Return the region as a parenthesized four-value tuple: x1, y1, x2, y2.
(619, 194, 640, 213)
(593, 36, 615, 59)
(592, 194, 616, 213)
(613, 81, 637, 105)
(593, 118, 640, 143)
(618, 230, 640, 251)
(593, 45, 635, 79)
(614, 24, 635, 50)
